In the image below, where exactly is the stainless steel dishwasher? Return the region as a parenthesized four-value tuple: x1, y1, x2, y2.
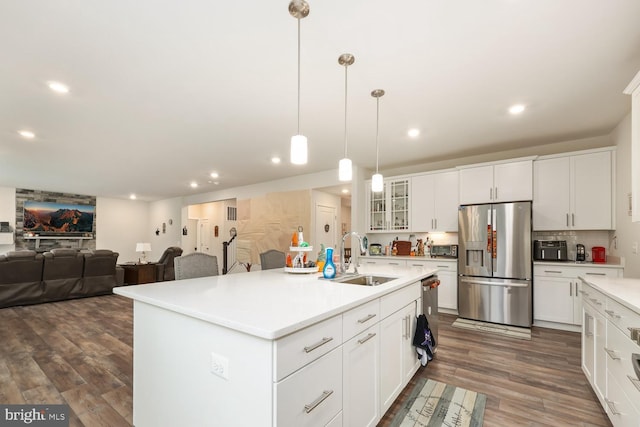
(421, 275, 440, 351)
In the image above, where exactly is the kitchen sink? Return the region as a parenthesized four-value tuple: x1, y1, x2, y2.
(333, 274, 398, 286)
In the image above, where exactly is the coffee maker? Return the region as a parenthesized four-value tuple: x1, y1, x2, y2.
(576, 244, 586, 262)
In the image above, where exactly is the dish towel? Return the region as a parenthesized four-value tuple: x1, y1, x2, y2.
(412, 314, 436, 366)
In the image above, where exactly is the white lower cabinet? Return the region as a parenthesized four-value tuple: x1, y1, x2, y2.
(379, 300, 419, 415)
(534, 264, 623, 328)
(342, 324, 380, 427)
(581, 280, 640, 427)
(340, 281, 421, 427)
(275, 347, 343, 427)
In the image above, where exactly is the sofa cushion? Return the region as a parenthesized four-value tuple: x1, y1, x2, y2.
(83, 249, 119, 295)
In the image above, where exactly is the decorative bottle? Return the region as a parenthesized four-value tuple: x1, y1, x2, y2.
(322, 247, 336, 279)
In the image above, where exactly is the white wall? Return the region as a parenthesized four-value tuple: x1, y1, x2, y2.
(0, 186, 16, 253)
(96, 197, 151, 263)
(149, 197, 183, 260)
(611, 113, 640, 277)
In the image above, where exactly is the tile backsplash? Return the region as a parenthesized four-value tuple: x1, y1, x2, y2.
(532, 230, 615, 262)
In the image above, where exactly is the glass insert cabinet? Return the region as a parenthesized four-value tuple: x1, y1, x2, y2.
(366, 178, 410, 232)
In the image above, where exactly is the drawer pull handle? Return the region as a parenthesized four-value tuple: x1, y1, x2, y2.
(304, 337, 334, 353)
(304, 390, 334, 413)
(604, 348, 621, 360)
(604, 398, 621, 416)
(604, 309, 621, 319)
(544, 270, 562, 273)
(436, 265, 450, 268)
(589, 298, 603, 306)
(627, 327, 640, 343)
(585, 272, 606, 276)
(579, 290, 587, 295)
(357, 332, 377, 345)
(627, 375, 640, 392)
(357, 314, 377, 324)
(389, 262, 400, 265)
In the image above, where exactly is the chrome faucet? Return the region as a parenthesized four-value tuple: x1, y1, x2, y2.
(340, 231, 366, 275)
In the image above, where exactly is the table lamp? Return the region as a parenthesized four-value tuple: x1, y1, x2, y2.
(136, 242, 152, 264)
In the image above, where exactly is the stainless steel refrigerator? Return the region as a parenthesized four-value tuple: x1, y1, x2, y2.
(458, 201, 532, 327)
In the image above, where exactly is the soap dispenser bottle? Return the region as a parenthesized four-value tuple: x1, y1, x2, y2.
(323, 247, 336, 279)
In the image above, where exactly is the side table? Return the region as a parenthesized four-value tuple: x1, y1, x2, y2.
(120, 263, 157, 285)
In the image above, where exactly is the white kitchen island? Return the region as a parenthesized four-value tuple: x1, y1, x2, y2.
(114, 264, 437, 427)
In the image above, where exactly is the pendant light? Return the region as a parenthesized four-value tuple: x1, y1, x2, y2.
(289, 0, 310, 165)
(371, 89, 385, 192)
(338, 53, 355, 181)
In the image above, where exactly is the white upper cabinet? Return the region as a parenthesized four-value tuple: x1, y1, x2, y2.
(366, 178, 411, 233)
(411, 170, 459, 232)
(458, 159, 533, 204)
(624, 70, 640, 222)
(533, 149, 614, 230)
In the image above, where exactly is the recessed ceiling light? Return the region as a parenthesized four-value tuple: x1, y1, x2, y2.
(271, 157, 281, 164)
(210, 172, 219, 179)
(408, 128, 420, 138)
(190, 182, 198, 188)
(48, 81, 69, 94)
(129, 194, 137, 200)
(509, 104, 526, 115)
(341, 188, 349, 194)
(18, 130, 35, 139)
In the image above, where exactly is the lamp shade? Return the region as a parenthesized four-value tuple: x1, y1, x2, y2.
(338, 157, 352, 181)
(371, 173, 384, 192)
(290, 134, 308, 165)
(136, 243, 151, 253)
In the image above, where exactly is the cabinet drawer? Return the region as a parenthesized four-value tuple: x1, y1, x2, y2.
(380, 282, 420, 319)
(274, 315, 342, 381)
(606, 324, 640, 413)
(606, 370, 640, 427)
(342, 299, 380, 341)
(581, 283, 606, 315)
(534, 265, 620, 278)
(275, 347, 343, 427)
(605, 298, 640, 340)
(580, 268, 621, 278)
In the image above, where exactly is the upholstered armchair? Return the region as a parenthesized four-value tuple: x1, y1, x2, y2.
(155, 246, 183, 281)
(259, 249, 285, 270)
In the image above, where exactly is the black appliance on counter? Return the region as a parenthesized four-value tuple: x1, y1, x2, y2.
(430, 244, 458, 258)
(533, 240, 568, 261)
(576, 244, 586, 262)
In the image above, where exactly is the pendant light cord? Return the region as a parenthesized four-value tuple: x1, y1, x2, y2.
(297, 18, 301, 134)
(344, 65, 349, 158)
(375, 97, 380, 173)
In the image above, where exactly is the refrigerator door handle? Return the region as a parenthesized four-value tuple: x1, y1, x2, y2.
(460, 277, 529, 288)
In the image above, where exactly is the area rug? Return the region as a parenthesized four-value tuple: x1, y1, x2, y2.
(451, 317, 531, 340)
(388, 378, 486, 427)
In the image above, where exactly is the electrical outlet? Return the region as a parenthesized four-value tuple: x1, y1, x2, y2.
(633, 242, 638, 255)
(210, 353, 229, 380)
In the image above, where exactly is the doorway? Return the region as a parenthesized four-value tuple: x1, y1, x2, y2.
(197, 219, 211, 254)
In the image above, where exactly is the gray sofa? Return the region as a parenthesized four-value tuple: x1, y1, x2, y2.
(0, 248, 124, 309)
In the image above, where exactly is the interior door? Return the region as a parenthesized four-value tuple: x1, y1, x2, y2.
(197, 219, 211, 254)
(315, 205, 336, 254)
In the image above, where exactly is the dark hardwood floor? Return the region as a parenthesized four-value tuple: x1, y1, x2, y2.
(378, 313, 611, 427)
(0, 295, 610, 426)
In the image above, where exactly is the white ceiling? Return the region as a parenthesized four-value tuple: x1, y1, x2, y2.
(1, 0, 640, 201)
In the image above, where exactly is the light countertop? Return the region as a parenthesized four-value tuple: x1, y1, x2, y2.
(580, 276, 640, 315)
(360, 255, 457, 262)
(533, 261, 624, 269)
(114, 264, 437, 340)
